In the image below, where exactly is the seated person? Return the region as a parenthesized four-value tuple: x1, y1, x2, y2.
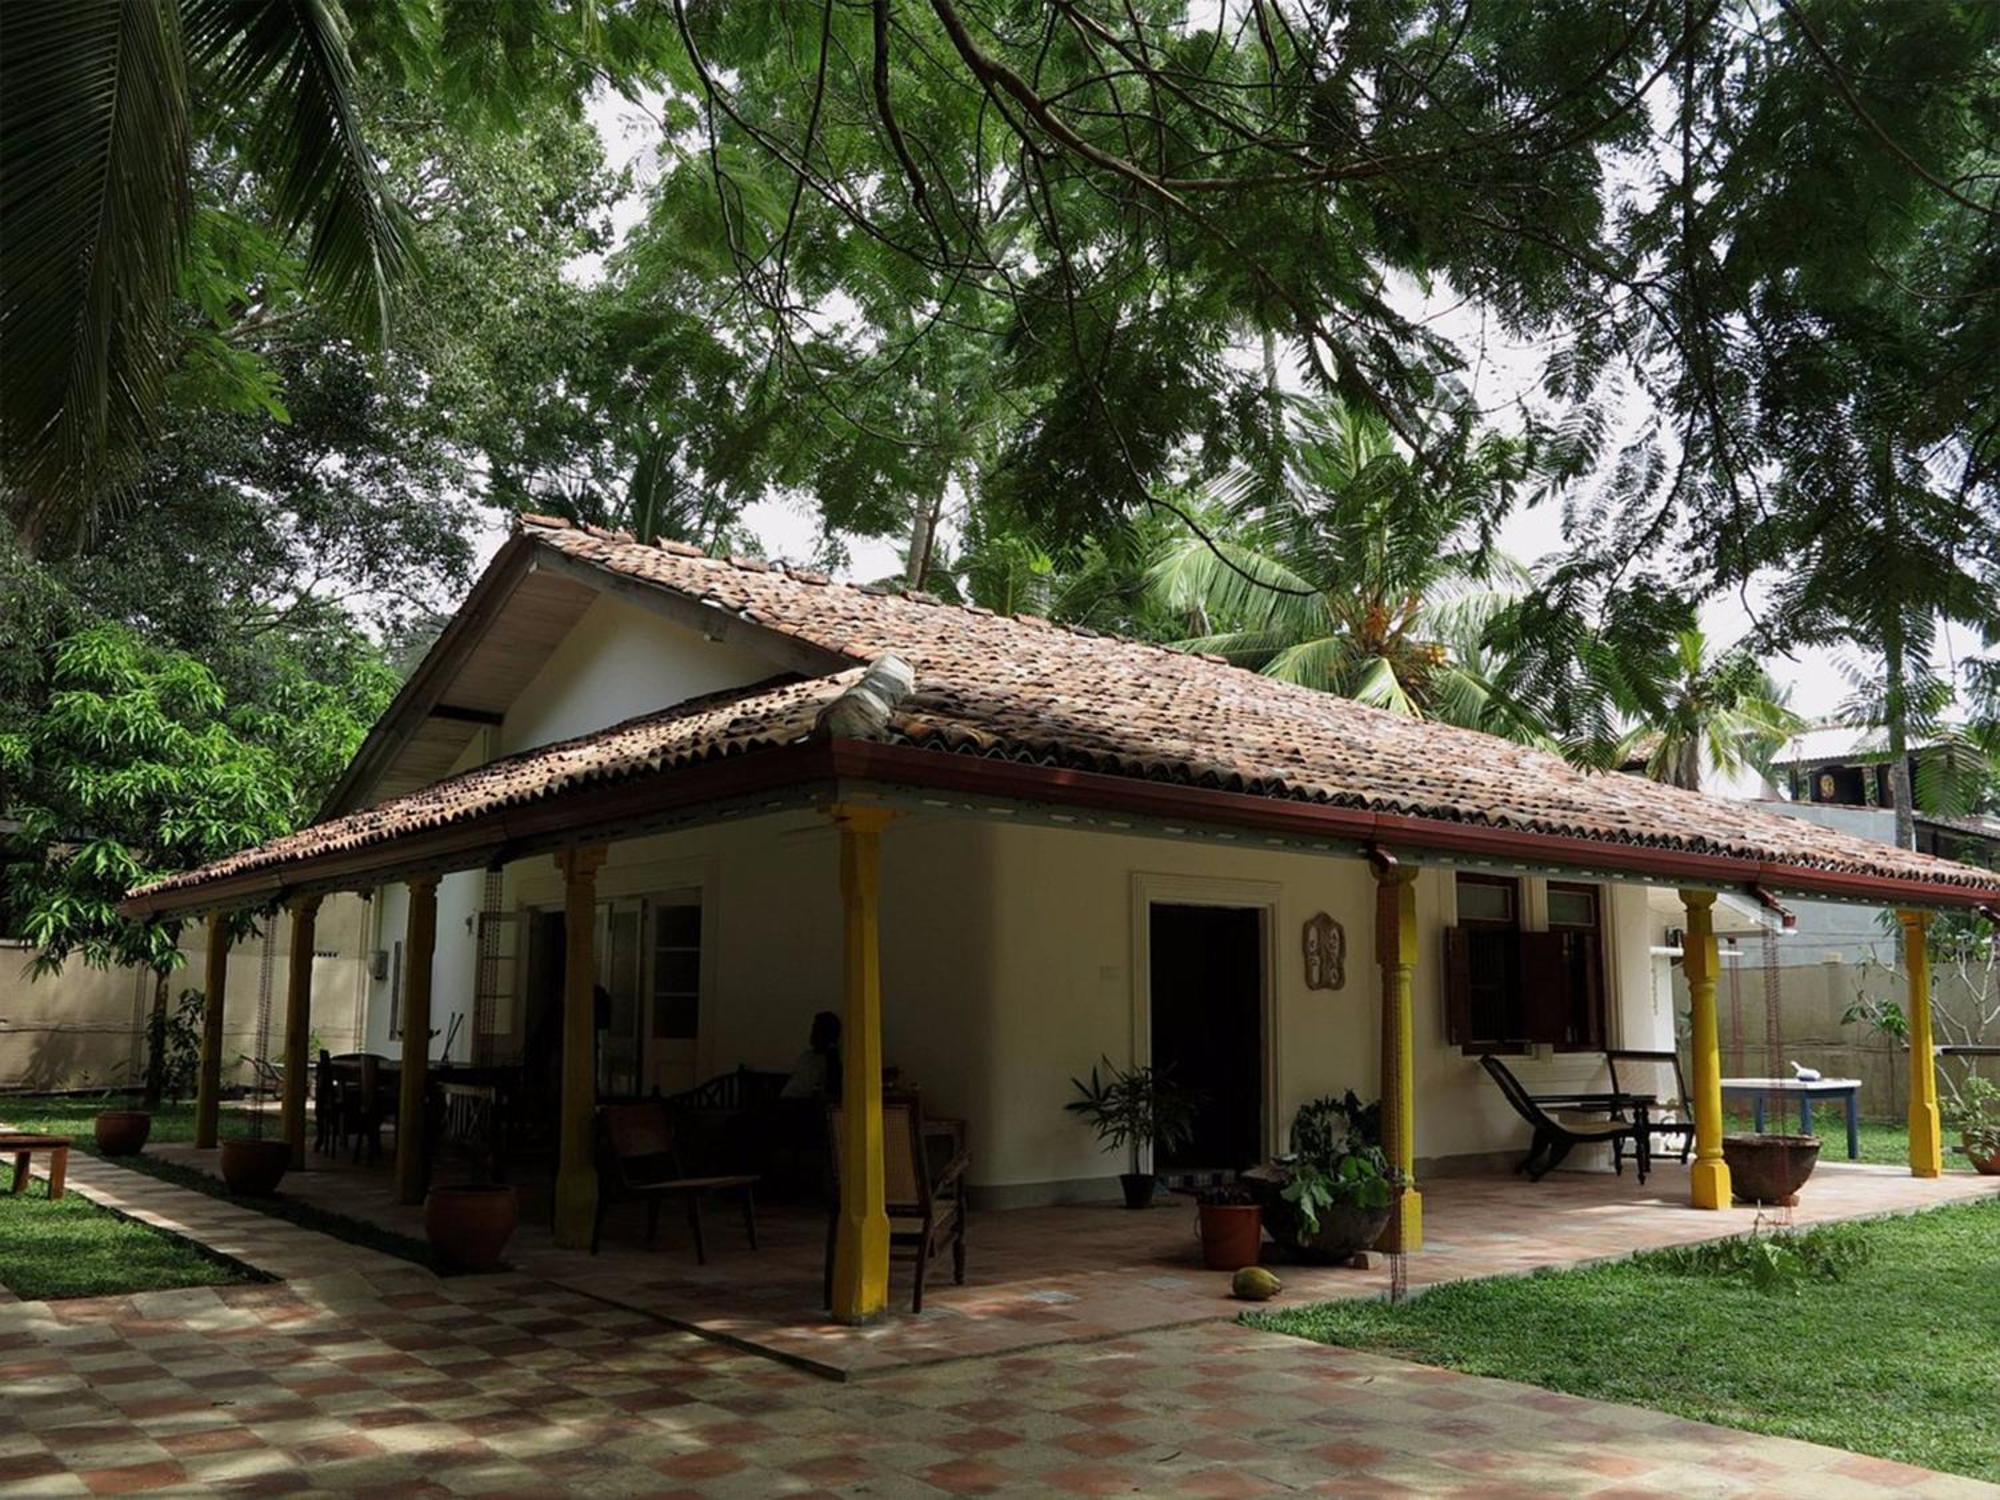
(781, 1011, 842, 1100)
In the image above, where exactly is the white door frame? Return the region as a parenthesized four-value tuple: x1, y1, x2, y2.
(1129, 871, 1283, 1167)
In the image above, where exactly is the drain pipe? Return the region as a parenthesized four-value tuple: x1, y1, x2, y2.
(1750, 884, 1797, 931)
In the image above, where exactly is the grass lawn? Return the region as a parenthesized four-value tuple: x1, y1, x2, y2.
(0, 1095, 446, 1273)
(0, 1096, 203, 1146)
(1252, 1198, 2000, 1483)
(0, 1178, 259, 1301)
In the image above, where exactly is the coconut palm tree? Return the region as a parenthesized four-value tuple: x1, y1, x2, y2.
(1144, 398, 1541, 736)
(1614, 628, 1802, 791)
(0, 0, 412, 554)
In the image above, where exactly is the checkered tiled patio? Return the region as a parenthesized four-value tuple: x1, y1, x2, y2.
(3, 1265, 1992, 1498)
(127, 1139, 2000, 1378)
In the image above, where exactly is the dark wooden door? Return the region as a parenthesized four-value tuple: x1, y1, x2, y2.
(1149, 903, 1263, 1170)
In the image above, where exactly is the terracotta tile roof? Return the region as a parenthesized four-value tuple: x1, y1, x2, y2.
(523, 519, 1995, 892)
(133, 515, 2000, 904)
(133, 673, 849, 899)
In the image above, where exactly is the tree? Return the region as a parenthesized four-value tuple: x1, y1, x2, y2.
(0, 615, 388, 1103)
(1612, 629, 1801, 792)
(1142, 399, 1537, 732)
(0, 0, 412, 549)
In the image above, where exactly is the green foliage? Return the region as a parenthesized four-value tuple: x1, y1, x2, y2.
(143, 990, 208, 1104)
(0, 616, 376, 985)
(1645, 1225, 1873, 1295)
(1066, 1057, 1202, 1176)
(1288, 1091, 1382, 1159)
(1273, 1093, 1396, 1234)
(1279, 1150, 1396, 1233)
(1944, 1075, 2000, 1156)
(1607, 630, 1802, 790)
(0, 1177, 254, 1301)
(1252, 1198, 2000, 1482)
(1143, 398, 1537, 733)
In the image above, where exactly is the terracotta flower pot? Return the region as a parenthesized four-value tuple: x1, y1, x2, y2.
(1196, 1202, 1263, 1271)
(1722, 1133, 1820, 1204)
(425, 1184, 519, 1272)
(1965, 1133, 2000, 1176)
(218, 1137, 290, 1196)
(93, 1110, 152, 1156)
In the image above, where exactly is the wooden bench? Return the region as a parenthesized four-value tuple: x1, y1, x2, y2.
(1, 1133, 70, 1201)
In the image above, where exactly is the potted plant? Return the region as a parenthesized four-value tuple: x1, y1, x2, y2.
(424, 1182, 520, 1272)
(1192, 1183, 1262, 1270)
(97, 988, 206, 1156)
(93, 1104, 152, 1156)
(1721, 1132, 1820, 1204)
(1946, 1075, 2000, 1175)
(219, 1135, 291, 1195)
(1067, 1057, 1200, 1209)
(1245, 1094, 1398, 1261)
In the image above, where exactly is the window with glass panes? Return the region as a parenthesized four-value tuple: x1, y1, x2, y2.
(651, 901, 701, 1040)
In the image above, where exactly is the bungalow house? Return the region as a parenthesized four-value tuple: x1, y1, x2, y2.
(122, 515, 2000, 1324)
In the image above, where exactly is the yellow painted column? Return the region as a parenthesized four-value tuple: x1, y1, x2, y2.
(1680, 890, 1731, 1209)
(1374, 864, 1422, 1252)
(194, 910, 231, 1149)
(552, 847, 608, 1249)
(830, 805, 895, 1322)
(1899, 910, 1942, 1178)
(394, 875, 439, 1205)
(280, 895, 322, 1169)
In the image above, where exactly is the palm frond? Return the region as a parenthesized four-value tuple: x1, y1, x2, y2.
(0, 0, 191, 543)
(187, 0, 413, 344)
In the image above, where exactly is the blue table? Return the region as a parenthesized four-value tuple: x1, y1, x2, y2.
(1720, 1077, 1862, 1159)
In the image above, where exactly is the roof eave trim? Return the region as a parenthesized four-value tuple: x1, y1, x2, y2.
(825, 741, 2000, 910)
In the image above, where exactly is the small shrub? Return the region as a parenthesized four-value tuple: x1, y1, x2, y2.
(1646, 1225, 1872, 1293)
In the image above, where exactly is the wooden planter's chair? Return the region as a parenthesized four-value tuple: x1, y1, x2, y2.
(590, 1100, 759, 1261)
(1605, 1048, 1695, 1173)
(1480, 1054, 1642, 1181)
(823, 1092, 969, 1314)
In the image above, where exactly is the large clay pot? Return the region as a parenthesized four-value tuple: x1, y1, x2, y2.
(218, 1137, 290, 1196)
(1196, 1203, 1262, 1271)
(425, 1184, 519, 1272)
(1965, 1133, 2000, 1176)
(93, 1110, 152, 1156)
(1722, 1133, 1820, 1204)
(1242, 1167, 1393, 1263)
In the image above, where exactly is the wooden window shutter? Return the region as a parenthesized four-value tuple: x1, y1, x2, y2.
(1442, 926, 1472, 1045)
(1518, 931, 1568, 1045)
(1573, 933, 1606, 1049)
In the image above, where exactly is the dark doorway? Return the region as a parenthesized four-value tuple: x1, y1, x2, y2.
(523, 910, 567, 1104)
(1149, 903, 1264, 1171)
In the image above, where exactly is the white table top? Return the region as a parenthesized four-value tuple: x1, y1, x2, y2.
(1720, 1077, 1861, 1093)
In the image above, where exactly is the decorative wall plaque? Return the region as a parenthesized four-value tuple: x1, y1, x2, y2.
(1302, 911, 1345, 991)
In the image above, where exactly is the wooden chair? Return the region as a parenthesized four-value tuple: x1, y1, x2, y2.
(1479, 1054, 1642, 1181)
(313, 1050, 338, 1156)
(823, 1092, 969, 1314)
(591, 1100, 759, 1261)
(431, 1081, 507, 1186)
(1606, 1048, 1695, 1172)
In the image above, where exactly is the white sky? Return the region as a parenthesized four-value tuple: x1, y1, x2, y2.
(565, 92, 1877, 720)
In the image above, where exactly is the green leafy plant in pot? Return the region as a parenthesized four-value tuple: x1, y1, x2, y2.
(1247, 1093, 1400, 1261)
(1946, 1074, 2000, 1175)
(1067, 1057, 1200, 1208)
